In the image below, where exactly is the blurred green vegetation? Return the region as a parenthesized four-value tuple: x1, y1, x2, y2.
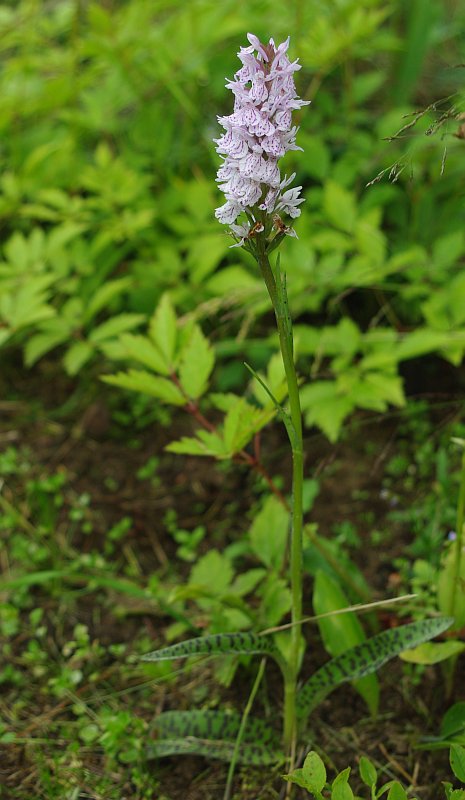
(1, 0, 465, 440)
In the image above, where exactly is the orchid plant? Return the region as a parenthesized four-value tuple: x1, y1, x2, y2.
(137, 32, 452, 783)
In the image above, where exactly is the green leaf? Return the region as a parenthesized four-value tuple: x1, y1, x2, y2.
(206, 265, 261, 297)
(84, 277, 132, 323)
(1, 277, 55, 330)
(189, 550, 233, 596)
(249, 496, 289, 571)
(24, 327, 69, 365)
(118, 333, 170, 375)
(63, 341, 94, 375)
(442, 704, 465, 742)
(386, 781, 408, 800)
(399, 640, 465, 664)
(140, 631, 278, 662)
(297, 617, 453, 723)
(188, 233, 230, 282)
(222, 399, 272, 454)
(298, 133, 330, 179)
(324, 180, 357, 233)
(246, 362, 294, 446)
(358, 371, 405, 409)
(359, 755, 377, 788)
(437, 542, 465, 630)
(394, 329, 457, 362)
(89, 313, 144, 344)
(0, 329, 11, 347)
(166, 430, 228, 458)
(300, 381, 354, 443)
(103, 370, 185, 405)
(179, 324, 215, 399)
(305, 751, 327, 791)
(230, 569, 266, 598)
(149, 293, 177, 368)
(259, 576, 292, 627)
(424, 703, 465, 750)
(313, 570, 379, 715)
(451, 745, 465, 782)
(283, 750, 327, 793)
(443, 789, 465, 800)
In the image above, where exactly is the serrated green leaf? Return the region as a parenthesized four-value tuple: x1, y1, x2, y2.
(166, 430, 228, 458)
(89, 313, 144, 344)
(313, 571, 379, 715)
(249, 496, 289, 571)
(223, 399, 272, 454)
(118, 333, 170, 375)
(103, 370, 185, 405)
(24, 328, 69, 365)
(149, 293, 177, 367)
(140, 631, 278, 662)
(84, 277, 132, 323)
(179, 324, 215, 399)
(209, 392, 240, 412)
(297, 617, 453, 723)
(451, 745, 465, 782)
(300, 381, 354, 443)
(63, 341, 94, 375)
(1, 278, 55, 330)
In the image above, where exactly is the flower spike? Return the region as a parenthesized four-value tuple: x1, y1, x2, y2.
(214, 34, 309, 248)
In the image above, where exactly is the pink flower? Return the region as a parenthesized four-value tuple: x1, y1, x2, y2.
(214, 33, 309, 245)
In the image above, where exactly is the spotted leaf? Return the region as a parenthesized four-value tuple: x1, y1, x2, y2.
(297, 616, 453, 723)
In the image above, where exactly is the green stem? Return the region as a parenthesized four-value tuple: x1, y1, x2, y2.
(256, 244, 304, 755)
(448, 446, 465, 618)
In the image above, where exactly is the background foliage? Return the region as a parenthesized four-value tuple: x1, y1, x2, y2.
(2, 0, 465, 439)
